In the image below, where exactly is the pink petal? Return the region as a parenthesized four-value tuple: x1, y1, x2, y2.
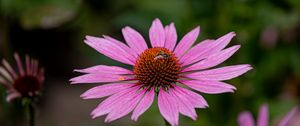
(170, 86, 197, 120)
(179, 39, 214, 66)
(25, 55, 31, 75)
(180, 32, 236, 66)
(0, 67, 13, 82)
(74, 65, 132, 74)
(70, 73, 133, 84)
(180, 80, 236, 94)
(31, 59, 36, 76)
(238, 111, 255, 126)
(278, 107, 298, 126)
(37, 68, 45, 83)
(91, 86, 140, 118)
(257, 104, 268, 126)
(103, 35, 139, 59)
(0, 76, 8, 84)
(33, 60, 39, 76)
(30, 58, 34, 75)
(175, 85, 208, 108)
(158, 88, 179, 126)
(105, 89, 144, 122)
(211, 32, 236, 53)
(14, 53, 25, 76)
(149, 18, 165, 47)
(80, 83, 133, 99)
(183, 45, 240, 72)
(0, 76, 12, 89)
(6, 91, 21, 102)
(173, 26, 200, 57)
(131, 88, 155, 121)
(85, 36, 134, 65)
(122, 26, 148, 54)
(184, 64, 252, 81)
(2, 59, 18, 79)
(164, 23, 177, 51)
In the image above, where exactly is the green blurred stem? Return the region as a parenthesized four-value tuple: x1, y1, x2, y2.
(164, 119, 171, 126)
(28, 102, 35, 126)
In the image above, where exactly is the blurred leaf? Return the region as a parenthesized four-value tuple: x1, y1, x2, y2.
(1, 0, 81, 29)
(21, 5, 76, 29)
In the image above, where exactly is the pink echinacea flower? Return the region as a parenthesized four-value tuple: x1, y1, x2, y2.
(0, 53, 44, 102)
(238, 104, 298, 126)
(71, 18, 252, 126)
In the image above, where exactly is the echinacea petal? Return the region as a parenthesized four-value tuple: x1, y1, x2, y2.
(91, 86, 140, 118)
(38, 68, 45, 83)
(173, 26, 200, 57)
(31, 59, 36, 76)
(170, 86, 197, 120)
(103, 35, 139, 59)
(210, 32, 236, 53)
(2, 59, 18, 79)
(105, 89, 144, 122)
(14, 53, 25, 76)
(238, 111, 255, 126)
(131, 88, 155, 121)
(0, 67, 13, 82)
(158, 88, 179, 126)
(85, 36, 134, 65)
(149, 18, 165, 47)
(176, 86, 208, 108)
(180, 80, 236, 94)
(80, 83, 134, 99)
(0, 76, 11, 89)
(25, 55, 31, 75)
(6, 91, 21, 102)
(179, 39, 214, 66)
(122, 26, 148, 54)
(30, 59, 35, 75)
(180, 32, 236, 66)
(33, 60, 39, 76)
(257, 104, 268, 126)
(164, 23, 177, 51)
(70, 73, 133, 84)
(74, 65, 132, 75)
(278, 107, 298, 126)
(183, 45, 240, 72)
(184, 64, 252, 81)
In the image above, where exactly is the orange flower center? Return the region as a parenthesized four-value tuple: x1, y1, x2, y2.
(133, 47, 181, 89)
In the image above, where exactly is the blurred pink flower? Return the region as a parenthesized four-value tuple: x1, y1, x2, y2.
(71, 18, 252, 126)
(0, 53, 44, 102)
(238, 104, 298, 126)
(260, 27, 279, 49)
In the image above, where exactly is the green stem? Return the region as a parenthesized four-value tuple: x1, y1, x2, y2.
(28, 102, 35, 126)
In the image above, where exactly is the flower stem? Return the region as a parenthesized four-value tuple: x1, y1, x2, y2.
(28, 102, 35, 126)
(164, 119, 171, 126)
